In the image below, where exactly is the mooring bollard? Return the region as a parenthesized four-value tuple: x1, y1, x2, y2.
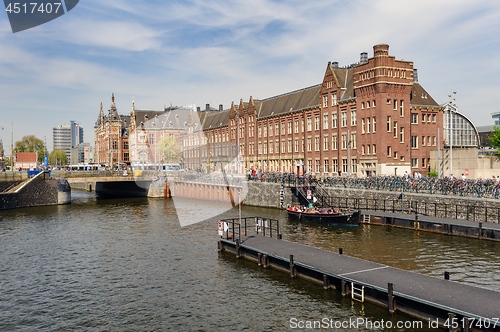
(339, 248, 343, 255)
(444, 271, 450, 280)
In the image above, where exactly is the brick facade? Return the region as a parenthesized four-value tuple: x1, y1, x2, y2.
(181, 44, 443, 177)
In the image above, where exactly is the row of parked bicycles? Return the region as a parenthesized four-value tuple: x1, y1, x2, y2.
(248, 172, 500, 198)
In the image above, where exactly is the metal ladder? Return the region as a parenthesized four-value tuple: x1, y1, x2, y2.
(363, 214, 370, 223)
(351, 283, 365, 302)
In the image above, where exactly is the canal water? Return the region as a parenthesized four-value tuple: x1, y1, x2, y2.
(1, 191, 499, 331)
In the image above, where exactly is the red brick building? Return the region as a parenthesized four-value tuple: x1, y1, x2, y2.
(181, 44, 443, 177)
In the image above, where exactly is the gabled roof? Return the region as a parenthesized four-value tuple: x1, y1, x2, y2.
(255, 84, 321, 119)
(410, 83, 440, 108)
(16, 152, 37, 162)
(139, 107, 192, 130)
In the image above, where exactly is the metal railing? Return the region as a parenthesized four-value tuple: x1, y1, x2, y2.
(331, 196, 500, 223)
(219, 217, 281, 242)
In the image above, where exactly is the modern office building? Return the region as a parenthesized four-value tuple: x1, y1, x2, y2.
(53, 121, 84, 160)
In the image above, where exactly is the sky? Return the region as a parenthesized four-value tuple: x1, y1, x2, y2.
(1, 0, 500, 154)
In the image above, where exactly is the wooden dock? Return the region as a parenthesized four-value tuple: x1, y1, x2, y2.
(219, 219, 500, 332)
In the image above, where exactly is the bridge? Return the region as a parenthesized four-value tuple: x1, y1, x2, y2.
(56, 170, 167, 197)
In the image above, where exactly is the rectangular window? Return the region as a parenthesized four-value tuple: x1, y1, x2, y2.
(124, 152, 129, 162)
(342, 159, 348, 173)
(315, 160, 321, 173)
(323, 95, 328, 107)
(432, 114, 436, 122)
(281, 123, 285, 135)
(361, 102, 365, 109)
(307, 117, 312, 131)
(372, 117, 376, 133)
(422, 158, 426, 168)
(351, 133, 357, 149)
(281, 139, 285, 153)
(433, 136, 436, 146)
(275, 140, 279, 154)
(323, 135, 329, 150)
(427, 115, 431, 122)
(362, 118, 365, 133)
(332, 134, 338, 150)
(411, 114, 418, 124)
(394, 151, 398, 159)
(294, 138, 299, 152)
(294, 120, 299, 133)
(351, 110, 357, 126)
(332, 159, 338, 173)
(393, 121, 398, 138)
(341, 111, 347, 127)
(422, 136, 425, 146)
(411, 136, 418, 149)
(275, 123, 279, 136)
(315, 116, 320, 130)
(352, 159, 357, 173)
(412, 158, 418, 168)
(258, 126, 262, 137)
(315, 137, 320, 151)
(307, 137, 312, 151)
(263, 126, 267, 137)
(393, 100, 397, 111)
(362, 145, 365, 155)
(269, 124, 273, 136)
(332, 93, 337, 106)
(342, 133, 348, 149)
(323, 114, 329, 130)
(270, 141, 273, 154)
(366, 117, 370, 133)
(366, 145, 370, 155)
(387, 116, 391, 132)
(308, 160, 313, 172)
(263, 142, 267, 154)
(288, 121, 292, 134)
(324, 159, 329, 173)
(123, 141, 129, 150)
(372, 144, 376, 154)
(427, 136, 431, 146)
(288, 139, 292, 152)
(387, 99, 391, 105)
(400, 100, 404, 117)
(113, 140, 118, 149)
(332, 113, 338, 128)
(372, 100, 376, 108)
(400, 127, 404, 143)
(422, 114, 426, 123)
(149, 134, 155, 145)
(387, 146, 391, 158)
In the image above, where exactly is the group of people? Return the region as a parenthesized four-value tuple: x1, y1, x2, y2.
(288, 204, 344, 215)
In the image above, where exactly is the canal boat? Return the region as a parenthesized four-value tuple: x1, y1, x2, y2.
(287, 207, 360, 225)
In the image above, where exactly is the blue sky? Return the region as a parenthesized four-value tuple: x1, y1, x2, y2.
(1, 0, 500, 153)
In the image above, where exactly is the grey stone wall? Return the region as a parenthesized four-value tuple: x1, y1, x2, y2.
(0, 172, 59, 210)
(244, 182, 500, 223)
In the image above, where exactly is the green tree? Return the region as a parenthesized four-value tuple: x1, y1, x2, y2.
(48, 149, 68, 166)
(489, 127, 500, 156)
(15, 135, 46, 163)
(157, 135, 180, 163)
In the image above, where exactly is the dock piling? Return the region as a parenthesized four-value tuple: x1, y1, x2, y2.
(289, 255, 296, 278)
(323, 274, 330, 289)
(388, 283, 395, 313)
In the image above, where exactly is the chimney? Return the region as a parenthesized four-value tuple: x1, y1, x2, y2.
(413, 69, 418, 83)
(332, 61, 339, 69)
(219, 104, 223, 112)
(360, 52, 368, 63)
(205, 103, 210, 111)
(196, 106, 201, 112)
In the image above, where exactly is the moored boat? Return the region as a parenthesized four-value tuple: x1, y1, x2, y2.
(287, 207, 360, 225)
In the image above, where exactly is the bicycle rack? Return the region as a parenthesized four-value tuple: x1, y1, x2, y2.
(351, 283, 365, 302)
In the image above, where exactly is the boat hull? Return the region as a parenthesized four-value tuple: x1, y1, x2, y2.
(287, 209, 360, 225)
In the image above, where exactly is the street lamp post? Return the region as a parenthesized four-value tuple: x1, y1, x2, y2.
(448, 91, 457, 177)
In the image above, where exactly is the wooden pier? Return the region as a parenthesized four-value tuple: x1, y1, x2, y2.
(218, 218, 500, 331)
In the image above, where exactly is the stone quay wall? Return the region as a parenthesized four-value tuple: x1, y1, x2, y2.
(242, 182, 500, 223)
(0, 172, 70, 210)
